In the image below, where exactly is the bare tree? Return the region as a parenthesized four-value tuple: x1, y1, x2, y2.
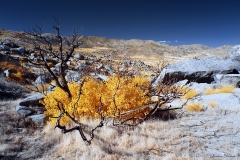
(22, 18, 80, 97)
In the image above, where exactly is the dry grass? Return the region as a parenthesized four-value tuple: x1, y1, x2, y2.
(185, 103, 204, 112)
(40, 120, 195, 159)
(75, 48, 98, 54)
(0, 99, 239, 159)
(204, 85, 235, 95)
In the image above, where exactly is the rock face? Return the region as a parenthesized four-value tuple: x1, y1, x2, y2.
(16, 105, 33, 117)
(16, 93, 46, 127)
(65, 70, 81, 82)
(19, 93, 44, 106)
(214, 74, 240, 87)
(26, 114, 46, 127)
(0, 44, 8, 51)
(153, 57, 240, 88)
(74, 53, 85, 60)
(34, 74, 52, 85)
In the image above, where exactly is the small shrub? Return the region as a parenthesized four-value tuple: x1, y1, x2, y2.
(185, 103, 204, 112)
(182, 88, 198, 99)
(0, 61, 32, 84)
(42, 75, 151, 125)
(204, 85, 235, 95)
(208, 102, 217, 108)
(8, 72, 24, 83)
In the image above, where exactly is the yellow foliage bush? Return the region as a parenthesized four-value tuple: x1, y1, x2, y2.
(42, 76, 151, 125)
(182, 88, 198, 99)
(8, 72, 24, 83)
(204, 85, 235, 95)
(0, 61, 32, 84)
(185, 103, 204, 112)
(208, 102, 217, 108)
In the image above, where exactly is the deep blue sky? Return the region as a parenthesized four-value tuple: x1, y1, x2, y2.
(1, 0, 240, 47)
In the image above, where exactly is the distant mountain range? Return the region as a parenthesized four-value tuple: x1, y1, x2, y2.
(0, 28, 234, 58)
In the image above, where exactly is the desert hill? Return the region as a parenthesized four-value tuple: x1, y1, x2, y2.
(0, 28, 232, 57)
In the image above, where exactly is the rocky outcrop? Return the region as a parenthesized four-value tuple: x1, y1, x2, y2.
(214, 74, 240, 87)
(19, 93, 44, 106)
(16, 93, 46, 127)
(153, 57, 240, 87)
(65, 70, 82, 82)
(74, 53, 85, 60)
(16, 105, 33, 117)
(25, 114, 46, 127)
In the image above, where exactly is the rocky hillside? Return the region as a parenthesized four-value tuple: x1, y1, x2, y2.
(0, 28, 232, 58)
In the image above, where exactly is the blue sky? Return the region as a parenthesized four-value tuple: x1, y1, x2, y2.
(1, 0, 240, 47)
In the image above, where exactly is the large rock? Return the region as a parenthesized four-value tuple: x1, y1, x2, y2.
(65, 70, 81, 82)
(26, 114, 46, 126)
(19, 93, 44, 106)
(3, 42, 19, 48)
(214, 74, 240, 87)
(90, 73, 108, 81)
(0, 44, 8, 51)
(74, 53, 85, 60)
(34, 74, 52, 85)
(105, 65, 115, 75)
(152, 57, 240, 88)
(17, 46, 25, 54)
(16, 105, 33, 117)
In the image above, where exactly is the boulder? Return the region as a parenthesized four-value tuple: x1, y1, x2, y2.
(3, 42, 19, 48)
(26, 114, 46, 126)
(77, 62, 87, 70)
(17, 46, 25, 54)
(48, 81, 57, 91)
(174, 79, 189, 87)
(19, 93, 44, 106)
(214, 74, 240, 87)
(0, 44, 8, 51)
(74, 53, 85, 60)
(189, 82, 215, 93)
(105, 65, 115, 75)
(152, 57, 240, 88)
(97, 64, 104, 69)
(16, 105, 33, 117)
(34, 75, 52, 85)
(65, 70, 81, 82)
(90, 73, 108, 81)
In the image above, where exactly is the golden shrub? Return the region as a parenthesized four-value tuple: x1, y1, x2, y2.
(208, 102, 217, 108)
(204, 85, 235, 95)
(8, 72, 24, 83)
(42, 76, 151, 125)
(185, 103, 204, 112)
(0, 61, 32, 83)
(182, 88, 198, 99)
